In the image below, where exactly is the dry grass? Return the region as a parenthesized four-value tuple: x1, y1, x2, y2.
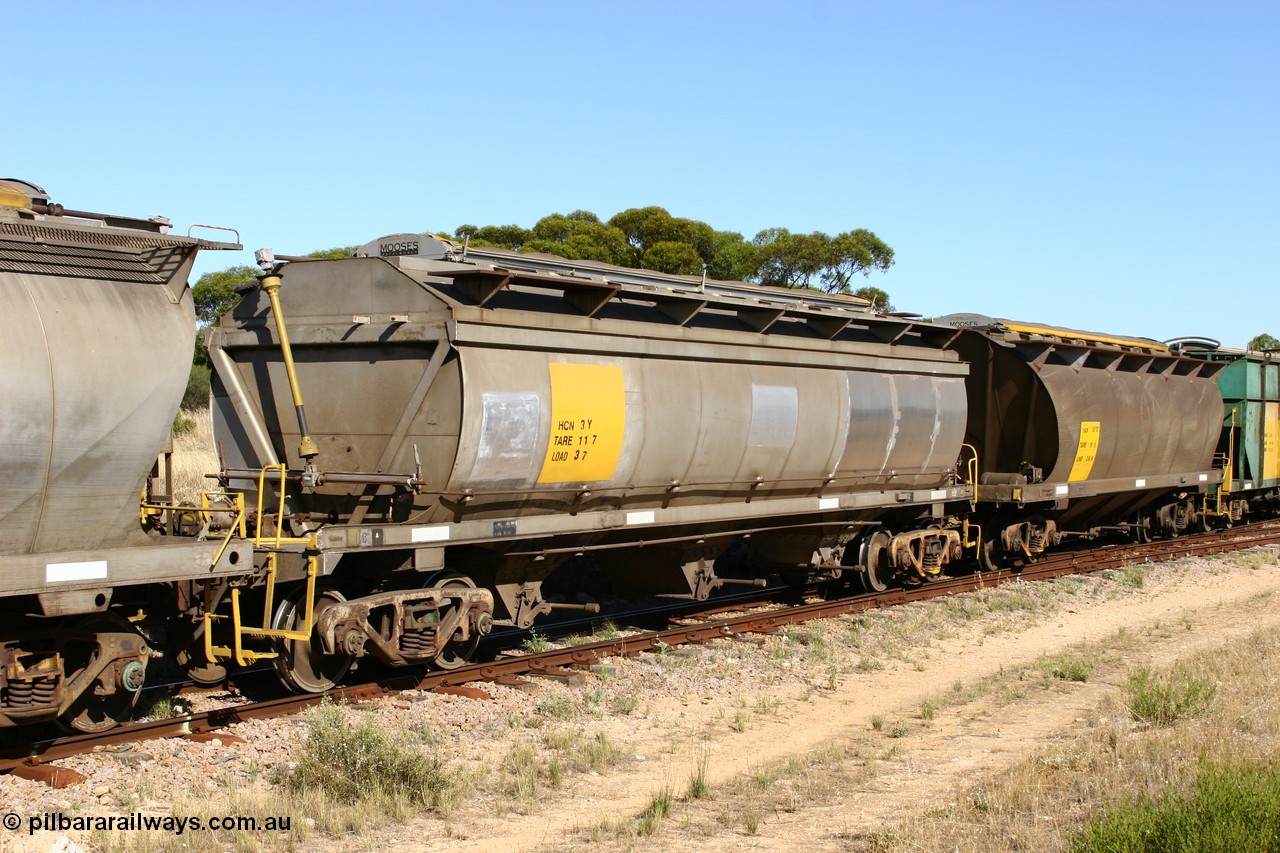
(1233, 547, 1280, 571)
(285, 701, 455, 809)
(96, 785, 300, 853)
(169, 407, 219, 506)
(559, 738, 873, 850)
(100, 701, 460, 853)
(860, 619, 1280, 852)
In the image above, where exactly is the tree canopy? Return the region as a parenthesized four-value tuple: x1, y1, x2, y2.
(750, 227, 895, 293)
(193, 265, 258, 329)
(454, 206, 893, 298)
(852, 285, 895, 313)
(1248, 333, 1279, 351)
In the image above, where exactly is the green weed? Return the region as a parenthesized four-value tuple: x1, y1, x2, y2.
(1127, 666, 1218, 725)
(1072, 762, 1280, 853)
(286, 701, 451, 809)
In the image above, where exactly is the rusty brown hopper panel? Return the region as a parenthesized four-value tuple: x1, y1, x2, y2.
(939, 315, 1224, 492)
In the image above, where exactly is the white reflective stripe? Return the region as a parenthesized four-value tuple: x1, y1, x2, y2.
(46, 560, 108, 583)
(1245, 482, 1254, 490)
(1199, 474, 1208, 482)
(1055, 485, 1069, 496)
(411, 526, 450, 543)
(626, 511, 656, 525)
(1135, 479, 1147, 488)
(929, 489, 947, 500)
(818, 497, 840, 510)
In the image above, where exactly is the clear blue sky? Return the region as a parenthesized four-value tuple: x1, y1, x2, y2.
(9, 1, 1277, 347)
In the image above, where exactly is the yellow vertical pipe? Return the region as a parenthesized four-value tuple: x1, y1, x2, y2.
(260, 273, 319, 461)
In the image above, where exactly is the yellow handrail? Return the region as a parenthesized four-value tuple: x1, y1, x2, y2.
(253, 464, 313, 547)
(965, 444, 979, 488)
(194, 461, 322, 667)
(139, 491, 247, 570)
(1203, 408, 1237, 520)
(958, 443, 980, 503)
(203, 553, 318, 666)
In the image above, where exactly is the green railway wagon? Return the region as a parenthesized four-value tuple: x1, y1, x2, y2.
(1186, 347, 1280, 523)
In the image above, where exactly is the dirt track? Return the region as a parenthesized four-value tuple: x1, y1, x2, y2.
(403, 550, 1280, 853)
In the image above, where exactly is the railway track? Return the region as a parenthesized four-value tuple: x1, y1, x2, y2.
(5, 521, 1279, 777)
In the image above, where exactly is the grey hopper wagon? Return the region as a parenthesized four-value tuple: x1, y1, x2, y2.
(207, 234, 975, 629)
(0, 180, 244, 730)
(936, 314, 1225, 568)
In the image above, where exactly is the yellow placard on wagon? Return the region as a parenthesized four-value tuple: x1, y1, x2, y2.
(1265, 403, 1279, 482)
(1068, 421, 1101, 482)
(537, 363, 626, 483)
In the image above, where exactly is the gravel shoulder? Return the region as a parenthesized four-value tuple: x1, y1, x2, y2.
(3, 549, 1278, 853)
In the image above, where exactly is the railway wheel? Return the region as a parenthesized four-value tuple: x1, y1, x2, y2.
(428, 572, 482, 670)
(271, 588, 354, 693)
(178, 652, 228, 688)
(170, 618, 228, 687)
(57, 613, 148, 734)
(1134, 517, 1153, 544)
(857, 528, 894, 593)
(977, 526, 1004, 572)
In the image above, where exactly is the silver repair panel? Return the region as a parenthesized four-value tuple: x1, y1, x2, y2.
(471, 392, 542, 483)
(748, 384, 799, 448)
